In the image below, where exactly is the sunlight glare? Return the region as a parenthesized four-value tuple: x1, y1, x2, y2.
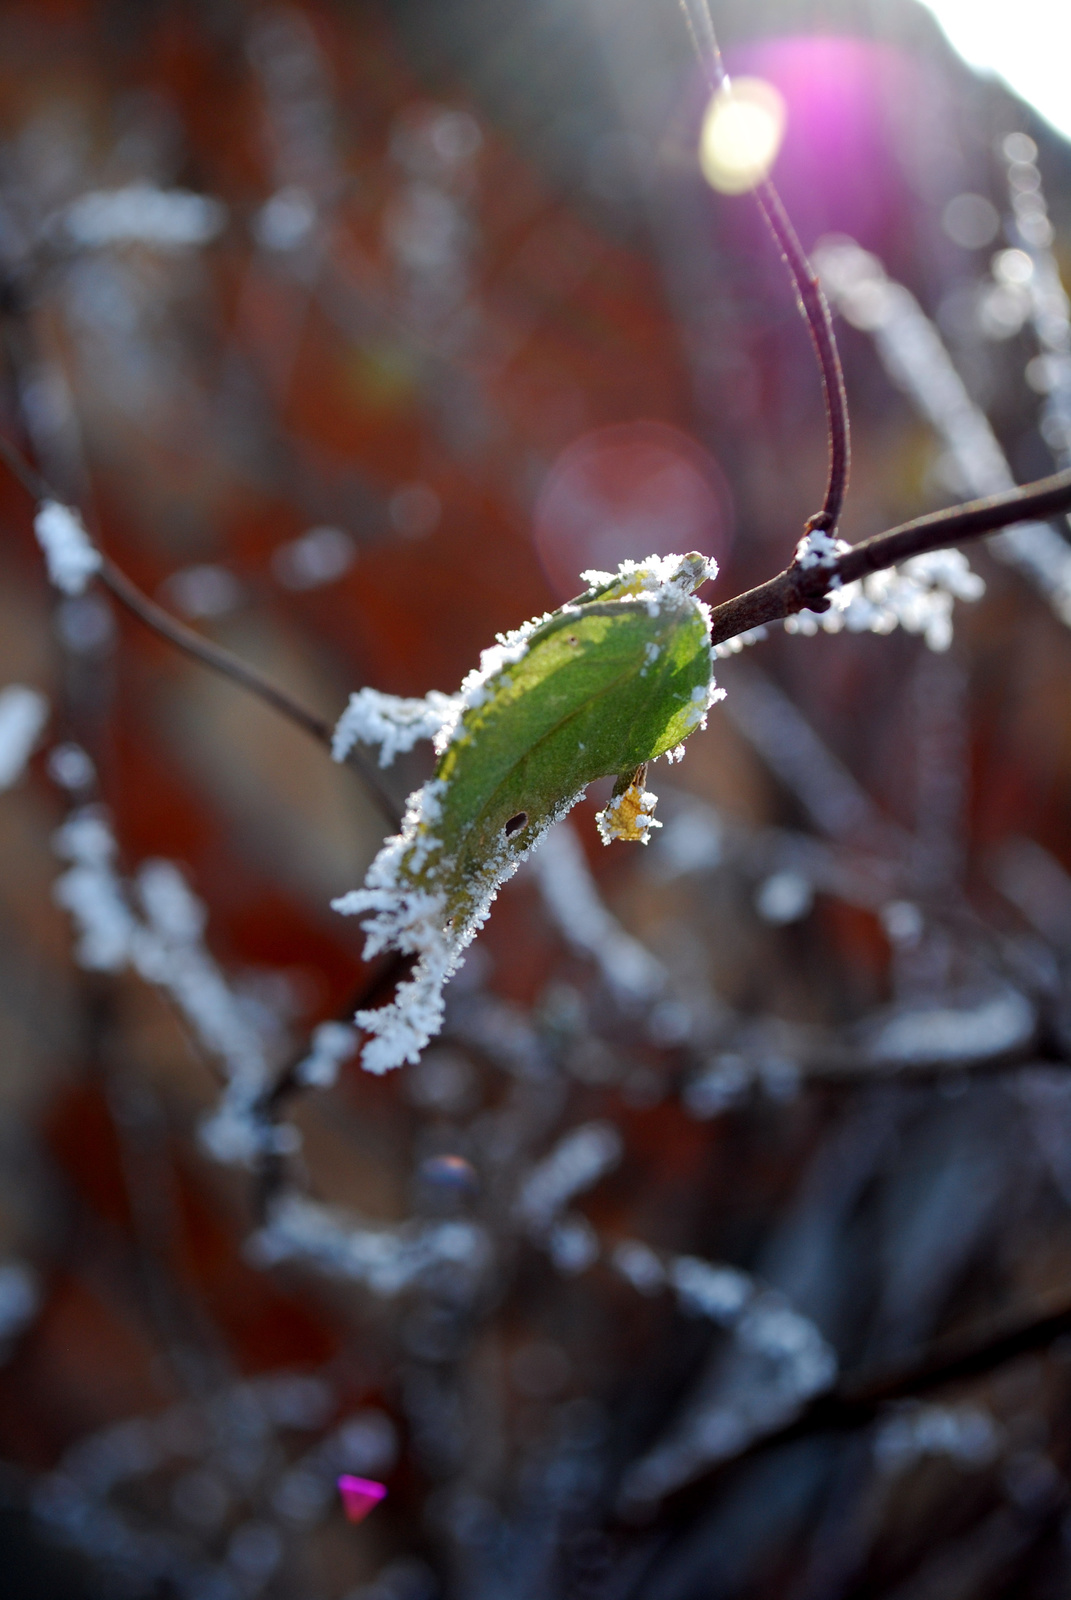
(699, 77, 787, 195)
(921, 1, 1071, 142)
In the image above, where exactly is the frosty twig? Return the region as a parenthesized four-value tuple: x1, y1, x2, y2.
(706, 467, 1071, 650)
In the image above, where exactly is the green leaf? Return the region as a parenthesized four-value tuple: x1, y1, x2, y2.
(332, 552, 721, 1071)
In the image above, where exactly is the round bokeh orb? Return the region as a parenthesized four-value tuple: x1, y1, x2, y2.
(532, 421, 733, 601)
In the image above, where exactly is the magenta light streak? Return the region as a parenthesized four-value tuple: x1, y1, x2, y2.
(338, 1474, 388, 1523)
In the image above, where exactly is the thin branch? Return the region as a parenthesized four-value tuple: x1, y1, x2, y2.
(657, 1282, 1071, 1521)
(755, 182, 850, 535)
(706, 468, 1071, 650)
(96, 556, 337, 749)
(0, 430, 401, 827)
(729, 1284, 1071, 1471)
(677, 0, 850, 534)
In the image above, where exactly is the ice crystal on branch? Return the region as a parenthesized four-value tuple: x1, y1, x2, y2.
(786, 548, 985, 652)
(62, 184, 227, 249)
(34, 500, 101, 596)
(816, 234, 1071, 627)
(333, 553, 723, 1072)
(0, 685, 48, 790)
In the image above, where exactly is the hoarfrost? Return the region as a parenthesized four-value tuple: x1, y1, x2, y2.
(248, 1194, 489, 1296)
(53, 809, 138, 971)
(51, 811, 287, 1166)
(294, 1021, 358, 1088)
(532, 822, 665, 1001)
(580, 551, 719, 604)
(785, 548, 985, 652)
(332, 687, 457, 766)
(514, 1121, 623, 1233)
(670, 1257, 752, 1322)
(620, 1283, 837, 1503)
(34, 500, 101, 595)
(333, 551, 720, 1072)
(874, 1402, 1001, 1474)
(63, 184, 227, 249)
(611, 1240, 666, 1294)
(596, 782, 662, 846)
(334, 776, 586, 1073)
(864, 987, 1034, 1068)
(794, 528, 849, 569)
(0, 685, 48, 790)
(816, 235, 1071, 627)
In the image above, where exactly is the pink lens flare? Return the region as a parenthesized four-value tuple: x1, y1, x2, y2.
(532, 421, 732, 601)
(337, 1474, 388, 1523)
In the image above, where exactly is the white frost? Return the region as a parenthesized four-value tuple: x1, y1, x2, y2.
(595, 784, 663, 846)
(580, 551, 720, 599)
(51, 812, 294, 1167)
(248, 1194, 489, 1296)
(815, 234, 1071, 629)
(514, 1122, 623, 1233)
(0, 685, 48, 790)
(295, 1021, 359, 1087)
(334, 778, 585, 1072)
(794, 528, 849, 569)
(785, 548, 985, 653)
(34, 500, 101, 595)
(332, 687, 457, 766)
(532, 821, 666, 1000)
(333, 550, 721, 1073)
(63, 184, 227, 249)
(53, 809, 138, 971)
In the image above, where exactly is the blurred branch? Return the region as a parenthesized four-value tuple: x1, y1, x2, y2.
(675, 1283, 1071, 1495)
(707, 469, 1071, 649)
(0, 431, 401, 827)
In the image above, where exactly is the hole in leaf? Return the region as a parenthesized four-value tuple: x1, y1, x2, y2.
(504, 811, 528, 837)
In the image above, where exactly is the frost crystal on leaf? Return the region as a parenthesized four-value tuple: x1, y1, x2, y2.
(595, 780, 662, 845)
(332, 688, 457, 766)
(333, 553, 723, 1073)
(34, 501, 101, 596)
(0, 685, 48, 790)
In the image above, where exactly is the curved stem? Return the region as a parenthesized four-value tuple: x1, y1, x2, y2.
(755, 182, 850, 534)
(677, 0, 850, 535)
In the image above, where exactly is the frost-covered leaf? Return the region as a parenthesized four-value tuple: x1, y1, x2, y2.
(333, 552, 722, 1072)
